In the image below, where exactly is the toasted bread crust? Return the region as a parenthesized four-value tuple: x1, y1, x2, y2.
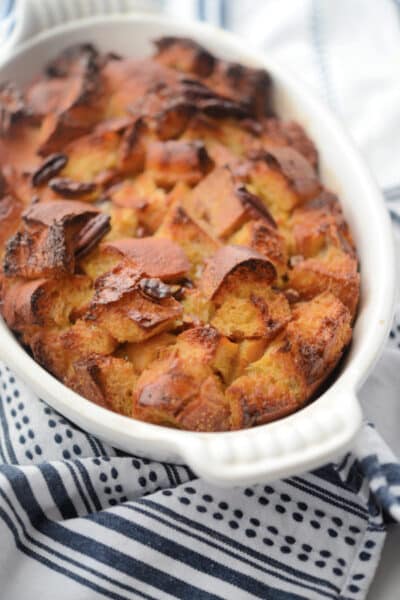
(200, 245, 276, 300)
(0, 39, 359, 432)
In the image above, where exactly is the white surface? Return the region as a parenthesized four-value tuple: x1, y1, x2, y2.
(0, 13, 395, 486)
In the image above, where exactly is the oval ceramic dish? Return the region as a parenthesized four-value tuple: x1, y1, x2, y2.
(0, 12, 396, 486)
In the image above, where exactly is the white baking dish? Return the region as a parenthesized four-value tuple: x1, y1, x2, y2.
(0, 13, 396, 486)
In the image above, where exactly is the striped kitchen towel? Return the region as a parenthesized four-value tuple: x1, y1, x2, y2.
(0, 1, 400, 599)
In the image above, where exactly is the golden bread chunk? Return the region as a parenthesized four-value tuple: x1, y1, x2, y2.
(2, 274, 92, 335)
(154, 37, 272, 119)
(229, 218, 288, 280)
(245, 148, 320, 227)
(132, 326, 235, 430)
(227, 292, 352, 427)
(288, 246, 360, 317)
(117, 117, 149, 174)
(81, 237, 190, 282)
(199, 245, 288, 341)
(260, 118, 318, 169)
(200, 245, 276, 300)
(108, 173, 168, 234)
(115, 332, 176, 373)
(233, 339, 269, 378)
(68, 355, 137, 415)
(177, 326, 238, 383)
(4, 200, 110, 279)
(188, 166, 276, 239)
(156, 200, 220, 275)
(84, 262, 182, 342)
(0, 39, 359, 432)
(34, 45, 108, 155)
(180, 287, 212, 326)
(30, 320, 117, 380)
(145, 140, 213, 188)
(154, 37, 216, 77)
(105, 237, 189, 280)
(291, 191, 356, 258)
(60, 129, 120, 190)
(211, 284, 291, 342)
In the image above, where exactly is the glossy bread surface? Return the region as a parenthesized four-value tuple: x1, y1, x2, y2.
(0, 38, 359, 432)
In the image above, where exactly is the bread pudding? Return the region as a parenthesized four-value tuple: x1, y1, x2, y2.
(0, 38, 360, 431)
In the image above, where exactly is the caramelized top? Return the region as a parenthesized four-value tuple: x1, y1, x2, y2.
(0, 39, 359, 432)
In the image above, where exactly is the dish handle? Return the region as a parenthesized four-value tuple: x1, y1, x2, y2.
(179, 390, 363, 487)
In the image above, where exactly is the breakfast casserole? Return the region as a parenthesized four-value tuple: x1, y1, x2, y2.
(0, 38, 360, 431)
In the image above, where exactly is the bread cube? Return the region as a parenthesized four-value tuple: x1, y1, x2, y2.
(2, 274, 92, 335)
(68, 354, 138, 415)
(132, 326, 236, 430)
(288, 246, 360, 317)
(110, 173, 168, 233)
(4, 200, 110, 279)
(177, 326, 238, 383)
(81, 237, 190, 282)
(227, 292, 352, 427)
(146, 140, 213, 188)
(60, 130, 120, 186)
(181, 287, 212, 325)
(156, 201, 220, 275)
(246, 148, 320, 226)
(200, 244, 276, 300)
(261, 118, 318, 169)
(85, 262, 182, 342)
(154, 37, 216, 77)
(291, 191, 356, 258)
(30, 320, 117, 380)
(229, 218, 288, 280)
(188, 166, 276, 239)
(115, 332, 176, 374)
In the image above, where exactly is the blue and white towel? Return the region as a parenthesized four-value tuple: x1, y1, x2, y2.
(0, 1, 400, 599)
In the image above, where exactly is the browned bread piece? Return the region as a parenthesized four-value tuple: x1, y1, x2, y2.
(177, 325, 238, 383)
(227, 292, 352, 428)
(115, 332, 176, 373)
(132, 326, 236, 430)
(145, 139, 213, 188)
(33, 45, 109, 155)
(156, 200, 220, 276)
(67, 354, 137, 415)
(154, 37, 216, 77)
(154, 37, 272, 118)
(81, 237, 190, 282)
(30, 321, 117, 380)
(286, 191, 359, 317)
(210, 281, 291, 342)
(57, 129, 120, 191)
(244, 148, 320, 227)
(288, 246, 360, 318)
(187, 165, 276, 239)
(200, 244, 276, 300)
(260, 118, 319, 169)
(233, 339, 269, 379)
(229, 218, 288, 280)
(2, 274, 92, 336)
(4, 200, 110, 279)
(84, 262, 183, 343)
(180, 287, 212, 326)
(108, 172, 168, 235)
(290, 191, 356, 258)
(200, 245, 289, 341)
(0, 39, 359, 433)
